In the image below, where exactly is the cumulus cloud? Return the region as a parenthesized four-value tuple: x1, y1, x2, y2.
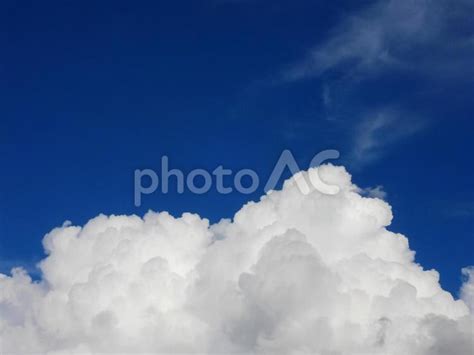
(0, 165, 472, 354)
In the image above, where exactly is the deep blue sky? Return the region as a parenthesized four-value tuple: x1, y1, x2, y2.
(1, 0, 473, 296)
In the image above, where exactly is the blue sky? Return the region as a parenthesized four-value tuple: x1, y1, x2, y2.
(1, 0, 473, 296)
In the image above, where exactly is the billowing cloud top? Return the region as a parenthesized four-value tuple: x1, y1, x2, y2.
(1, 165, 472, 354)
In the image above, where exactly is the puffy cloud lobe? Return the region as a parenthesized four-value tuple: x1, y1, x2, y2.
(0, 165, 472, 354)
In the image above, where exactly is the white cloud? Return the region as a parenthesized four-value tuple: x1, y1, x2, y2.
(273, 0, 473, 167)
(351, 107, 425, 167)
(359, 185, 387, 199)
(283, 0, 474, 82)
(0, 165, 472, 354)
(461, 267, 474, 313)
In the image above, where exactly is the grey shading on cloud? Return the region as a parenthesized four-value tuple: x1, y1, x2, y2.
(461, 267, 474, 312)
(0, 165, 472, 354)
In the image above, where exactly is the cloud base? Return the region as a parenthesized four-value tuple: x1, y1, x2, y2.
(0, 165, 472, 354)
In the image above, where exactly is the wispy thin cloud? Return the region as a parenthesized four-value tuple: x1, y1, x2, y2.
(275, 0, 473, 167)
(351, 108, 425, 167)
(359, 185, 387, 199)
(282, 0, 474, 82)
(445, 202, 474, 218)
